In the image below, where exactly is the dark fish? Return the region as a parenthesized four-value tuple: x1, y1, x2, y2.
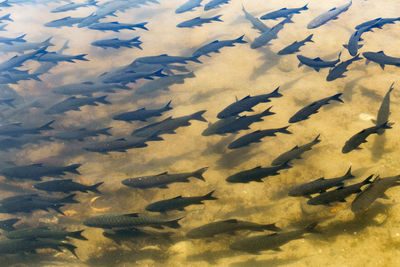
(278, 34, 313, 55)
(251, 16, 293, 49)
(297, 52, 341, 72)
(186, 219, 281, 239)
(217, 87, 282, 119)
(226, 162, 290, 183)
(135, 72, 195, 95)
(342, 122, 392, 153)
(103, 228, 172, 245)
(83, 136, 158, 154)
(113, 101, 172, 122)
(260, 4, 308, 20)
(91, 37, 142, 49)
(177, 15, 223, 28)
(0, 163, 81, 180)
(36, 52, 88, 63)
(131, 110, 207, 138)
(242, 5, 270, 33)
(351, 175, 400, 214)
(0, 135, 51, 151)
(372, 82, 394, 134)
(88, 21, 148, 32)
(307, 0, 352, 29)
(289, 93, 343, 123)
(44, 16, 85, 28)
(52, 127, 112, 141)
(363, 51, 400, 70)
(6, 227, 87, 241)
(102, 69, 167, 84)
(145, 190, 217, 212)
(134, 54, 201, 65)
(34, 179, 103, 194)
(204, 0, 230, 11)
(307, 175, 373, 206)
(176, 0, 203, 14)
(271, 134, 321, 166)
(355, 17, 400, 30)
(0, 120, 54, 137)
(288, 166, 355, 197)
(343, 24, 375, 57)
(0, 34, 26, 45)
(228, 126, 291, 149)
(0, 218, 20, 231)
(0, 238, 78, 258)
(202, 107, 274, 136)
(122, 167, 208, 189)
(83, 213, 183, 229)
(230, 223, 317, 253)
(326, 54, 362, 81)
(192, 35, 247, 57)
(0, 46, 47, 72)
(45, 95, 111, 115)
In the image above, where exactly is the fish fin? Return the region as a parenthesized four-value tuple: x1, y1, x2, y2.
(343, 166, 355, 179)
(163, 217, 184, 229)
(379, 64, 385, 70)
(314, 67, 320, 72)
(314, 57, 323, 61)
(202, 190, 218, 200)
(125, 213, 139, 217)
(172, 195, 183, 199)
(69, 230, 88, 240)
(343, 44, 348, 49)
(89, 182, 104, 194)
(290, 145, 299, 151)
(222, 219, 238, 223)
(151, 225, 164, 229)
(192, 167, 208, 181)
(157, 171, 168, 175)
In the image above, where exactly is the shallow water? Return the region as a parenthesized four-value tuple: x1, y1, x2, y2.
(0, 0, 400, 266)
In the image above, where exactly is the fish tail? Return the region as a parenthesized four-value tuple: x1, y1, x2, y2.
(164, 100, 172, 110)
(269, 86, 283, 98)
(263, 223, 282, 232)
(152, 69, 167, 77)
(234, 35, 247, 44)
(52, 204, 65, 215)
(61, 243, 79, 259)
(305, 34, 313, 43)
(0, 218, 20, 231)
(0, 24, 7, 31)
(16, 33, 26, 41)
(362, 175, 374, 185)
(280, 160, 292, 170)
(278, 126, 292, 135)
(343, 166, 355, 179)
(190, 110, 207, 122)
(213, 15, 223, 22)
(302, 3, 309, 10)
(202, 190, 218, 200)
(75, 54, 89, 61)
(38, 120, 55, 131)
(68, 230, 88, 240)
(66, 163, 81, 175)
(192, 167, 208, 181)
(190, 56, 202, 63)
(378, 121, 393, 130)
(163, 217, 183, 229)
(31, 73, 42, 81)
(42, 36, 54, 46)
(95, 95, 111, 105)
(99, 127, 112, 136)
(134, 22, 148, 30)
(262, 106, 275, 116)
(3, 13, 12, 22)
(130, 36, 140, 42)
(312, 134, 321, 144)
(305, 222, 319, 233)
(60, 194, 79, 204)
(89, 182, 104, 194)
(330, 93, 344, 103)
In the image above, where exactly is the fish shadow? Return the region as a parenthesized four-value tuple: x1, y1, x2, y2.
(229, 256, 301, 267)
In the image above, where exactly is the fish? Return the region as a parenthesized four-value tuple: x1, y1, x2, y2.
(351, 175, 400, 214)
(355, 17, 400, 30)
(36, 52, 88, 63)
(44, 16, 85, 28)
(230, 223, 317, 253)
(0, 46, 47, 72)
(0, 37, 53, 54)
(102, 228, 172, 245)
(122, 167, 208, 189)
(77, 13, 102, 28)
(83, 213, 183, 229)
(260, 4, 308, 20)
(203, 107, 275, 136)
(131, 110, 207, 138)
(192, 35, 247, 57)
(342, 122, 392, 153)
(228, 126, 292, 150)
(91, 37, 142, 49)
(278, 34, 313, 55)
(288, 166, 355, 197)
(307, 175, 373, 206)
(297, 52, 341, 72)
(88, 21, 148, 32)
(83, 136, 158, 154)
(177, 15, 223, 28)
(6, 227, 87, 241)
(226, 162, 291, 183)
(0, 34, 26, 45)
(134, 54, 201, 65)
(289, 93, 344, 123)
(343, 24, 375, 57)
(34, 179, 103, 194)
(113, 101, 172, 122)
(102, 69, 167, 84)
(52, 81, 129, 96)
(251, 16, 293, 49)
(217, 87, 282, 119)
(186, 219, 281, 239)
(146, 190, 217, 213)
(52, 127, 112, 141)
(44, 95, 111, 115)
(176, 0, 203, 14)
(242, 5, 270, 33)
(0, 13, 12, 22)
(0, 135, 51, 151)
(134, 72, 195, 95)
(307, 0, 352, 29)
(0, 69, 42, 84)
(204, 0, 229, 11)
(51, 0, 98, 13)
(0, 120, 54, 137)
(326, 54, 362, 81)
(0, 163, 81, 180)
(0, 238, 78, 258)
(0, 218, 20, 231)
(363, 51, 400, 70)
(271, 134, 321, 166)
(372, 82, 394, 134)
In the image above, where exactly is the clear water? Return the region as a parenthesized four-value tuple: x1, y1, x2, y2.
(0, 0, 400, 266)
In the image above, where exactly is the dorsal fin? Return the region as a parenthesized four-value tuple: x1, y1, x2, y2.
(290, 145, 299, 150)
(253, 166, 262, 169)
(172, 196, 182, 199)
(124, 213, 139, 217)
(315, 177, 325, 181)
(82, 81, 94, 85)
(30, 163, 43, 167)
(210, 40, 219, 44)
(158, 54, 168, 56)
(279, 8, 288, 10)
(313, 57, 323, 62)
(329, 7, 337, 11)
(157, 171, 168, 175)
(377, 51, 384, 54)
(116, 138, 126, 141)
(222, 219, 238, 223)
(241, 95, 251, 100)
